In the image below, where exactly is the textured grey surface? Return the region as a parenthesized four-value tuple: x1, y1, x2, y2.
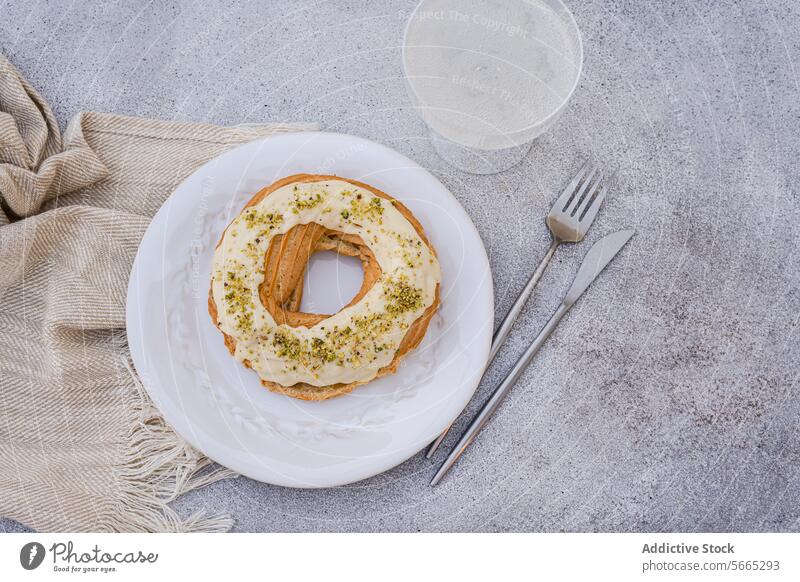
(1, 0, 799, 532)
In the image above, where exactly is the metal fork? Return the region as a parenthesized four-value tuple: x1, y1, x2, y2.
(426, 162, 608, 458)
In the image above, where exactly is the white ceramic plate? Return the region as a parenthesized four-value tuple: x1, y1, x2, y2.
(126, 132, 493, 487)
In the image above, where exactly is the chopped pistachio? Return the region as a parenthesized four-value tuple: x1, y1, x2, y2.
(290, 189, 325, 213)
(384, 276, 424, 315)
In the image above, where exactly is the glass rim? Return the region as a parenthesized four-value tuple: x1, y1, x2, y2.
(401, 0, 585, 140)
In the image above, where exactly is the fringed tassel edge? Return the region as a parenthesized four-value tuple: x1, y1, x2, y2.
(109, 357, 238, 532)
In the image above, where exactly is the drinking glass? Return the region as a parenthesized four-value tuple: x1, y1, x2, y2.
(402, 0, 583, 174)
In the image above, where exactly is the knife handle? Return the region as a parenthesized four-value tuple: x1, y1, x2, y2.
(430, 302, 570, 486)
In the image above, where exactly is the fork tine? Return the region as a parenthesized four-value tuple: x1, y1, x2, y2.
(556, 161, 594, 213)
(578, 182, 607, 223)
(569, 168, 603, 217)
(570, 170, 603, 217)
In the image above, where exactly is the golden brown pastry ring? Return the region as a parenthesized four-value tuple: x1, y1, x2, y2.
(209, 174, 440, 401)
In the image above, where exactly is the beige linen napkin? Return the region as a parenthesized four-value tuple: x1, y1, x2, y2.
(0, 54, 314, 531)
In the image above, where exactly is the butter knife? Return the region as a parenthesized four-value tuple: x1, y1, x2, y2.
(430, 229, 635, 486)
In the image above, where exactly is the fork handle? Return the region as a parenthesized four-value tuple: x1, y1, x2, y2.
(430, 302, 570, 486)
(425, 238, 560, 458)
(489, 238, 560, 361)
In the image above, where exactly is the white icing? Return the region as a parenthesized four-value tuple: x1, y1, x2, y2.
(211, 179, 440, 387)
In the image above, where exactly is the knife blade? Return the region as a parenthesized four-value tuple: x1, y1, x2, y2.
(564, 229, 634, 306)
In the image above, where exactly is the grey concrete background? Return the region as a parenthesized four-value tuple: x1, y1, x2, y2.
(1, 0, 799, 532)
